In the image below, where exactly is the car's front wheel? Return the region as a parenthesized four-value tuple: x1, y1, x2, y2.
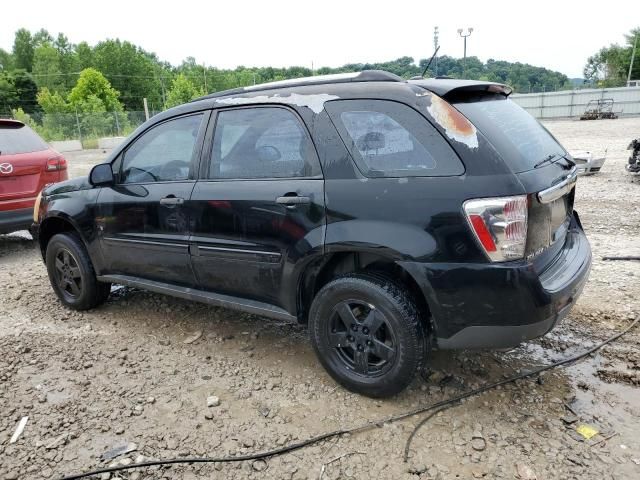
(45, 232, 111, 310)
(309, 274, 426, 398)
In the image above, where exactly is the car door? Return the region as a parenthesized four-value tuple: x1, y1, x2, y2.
(189, 106, 325, 309)
(96, 112, 208, 286)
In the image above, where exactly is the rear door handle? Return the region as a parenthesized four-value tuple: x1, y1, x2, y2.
(160, 196, 185, 206)
(276, 195, 311, 205)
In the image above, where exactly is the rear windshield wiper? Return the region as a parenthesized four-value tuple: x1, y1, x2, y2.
(534, 153, 563, 169)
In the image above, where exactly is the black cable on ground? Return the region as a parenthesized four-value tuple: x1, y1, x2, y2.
(60, 317, 638, 480)
(602, 256, 640, 261)
(402, 316, 638, 461)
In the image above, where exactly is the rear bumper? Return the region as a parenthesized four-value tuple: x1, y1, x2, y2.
(0, 208, 33, 235)
(402, 212, 591, 349)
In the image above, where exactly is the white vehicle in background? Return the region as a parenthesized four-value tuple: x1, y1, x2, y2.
(569, 150, 607, 175)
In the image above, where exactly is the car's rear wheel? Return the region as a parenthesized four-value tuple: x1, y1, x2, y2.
(45, 233, 111, 310)
(309, 274, 426, 398)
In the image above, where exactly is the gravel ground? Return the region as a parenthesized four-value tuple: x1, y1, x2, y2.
(1, 118, 639, 480)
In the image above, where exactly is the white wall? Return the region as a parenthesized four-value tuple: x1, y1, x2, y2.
(511, 86, 640, 119)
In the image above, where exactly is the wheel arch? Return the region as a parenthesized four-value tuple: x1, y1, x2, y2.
(297, 251, 435, 333)
(38, 214, 84, 259)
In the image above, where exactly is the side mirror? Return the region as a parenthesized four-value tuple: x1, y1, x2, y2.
(89, 163, 115, 186)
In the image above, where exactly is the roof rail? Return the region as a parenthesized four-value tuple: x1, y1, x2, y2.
(194, 70, 404, 101)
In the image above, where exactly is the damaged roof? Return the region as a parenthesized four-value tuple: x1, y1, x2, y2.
(192, 70, 511, 104)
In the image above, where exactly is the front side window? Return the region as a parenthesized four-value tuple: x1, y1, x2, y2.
(326, 100, 464, 177)
(121, 114, 203, 183)
(209, 107, 320, 179)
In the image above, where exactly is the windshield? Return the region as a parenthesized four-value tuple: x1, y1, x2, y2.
(454, 96, 565, 173)
(0, 124, 49, 155)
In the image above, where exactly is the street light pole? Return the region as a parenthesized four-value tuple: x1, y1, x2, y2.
(457, 27, 474, 75)
(628, 33, 638, 86)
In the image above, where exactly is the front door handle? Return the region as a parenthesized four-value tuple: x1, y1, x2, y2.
(276, 195, 311, 206)
(160, 196, 185, 206)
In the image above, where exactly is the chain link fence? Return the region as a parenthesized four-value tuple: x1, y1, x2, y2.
(11, 110, 161, 149)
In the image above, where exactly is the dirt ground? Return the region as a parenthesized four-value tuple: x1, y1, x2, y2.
(1, 118, 639, 480)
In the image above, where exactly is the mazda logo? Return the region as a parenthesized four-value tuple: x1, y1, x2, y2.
(0, 162, 14, 174)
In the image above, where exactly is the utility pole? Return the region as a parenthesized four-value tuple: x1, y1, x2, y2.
(143, 98, 149, 121)
(628, 32, 638, 86)
(433, 26, 439, 76)
(458, 27, 473, 75)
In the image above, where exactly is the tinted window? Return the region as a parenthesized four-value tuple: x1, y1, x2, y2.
(0, 124, 49, 155)
(326, 100, 463, 177)
(454, 96, 565, 173)
(121, 114, 203, 183)
(209, 107, 320, 179)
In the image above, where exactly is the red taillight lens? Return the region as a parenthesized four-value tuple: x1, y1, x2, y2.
(464, 195, 528, 262)
(469, 214, 497, 252)
(46, 155, 67, 171)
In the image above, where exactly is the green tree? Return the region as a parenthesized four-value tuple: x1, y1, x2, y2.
(32, 42, 65, 93)
(68, 67, 123, 112)
(9, 70, 39, 114)
(92, 39, 164, 111)
(12, 28, 35, 72)
(165, 73, 203, 108)
(0, 48, 13, 71)
(584, 27, 640, 86)
(75, 41, 93, 70)
(55, 33, 79, 91)
(33, 29, 53, 47)
(0, 73, 18, 115)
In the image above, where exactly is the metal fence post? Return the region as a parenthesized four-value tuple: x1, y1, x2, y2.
(74, 107, 83, 145)
(114, 112, 121, 136)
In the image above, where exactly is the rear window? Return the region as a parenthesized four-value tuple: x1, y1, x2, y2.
(326, 100, 464, 177)
(0, 123, 49, 155)
(453, 96, 565, 173)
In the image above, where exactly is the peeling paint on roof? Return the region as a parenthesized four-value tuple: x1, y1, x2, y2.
(424, 93, 479, 150)
(216, 93, 339, 114)
(243, 72, 360, 91)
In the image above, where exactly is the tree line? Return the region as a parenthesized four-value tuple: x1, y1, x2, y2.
(0, 27, 581, 120)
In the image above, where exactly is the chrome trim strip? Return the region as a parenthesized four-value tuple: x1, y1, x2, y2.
(104, 237, 188, 250)
(537, 167, 578, 204)
(198, 245, 281, 257)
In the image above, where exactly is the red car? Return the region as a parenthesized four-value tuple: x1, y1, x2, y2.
(0, 119, 68, 234)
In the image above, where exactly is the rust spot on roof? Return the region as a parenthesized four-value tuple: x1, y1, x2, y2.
(425, 94, 478, 149)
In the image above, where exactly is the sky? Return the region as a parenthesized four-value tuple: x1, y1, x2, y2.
(1, 0, 637, 78)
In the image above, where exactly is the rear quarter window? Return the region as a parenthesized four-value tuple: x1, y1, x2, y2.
(0, 124, 49, 155)
(325, 99, 464, 177)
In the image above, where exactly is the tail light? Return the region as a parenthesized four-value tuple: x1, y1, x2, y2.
(46, 155, 67, 171)
(464, 195, 528, 262)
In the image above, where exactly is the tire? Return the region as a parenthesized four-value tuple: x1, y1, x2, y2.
(45, 232, 111, 310)
(309, 274, 426, 398)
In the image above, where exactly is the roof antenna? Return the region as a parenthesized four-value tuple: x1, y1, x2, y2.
(421, 45, 441, 78)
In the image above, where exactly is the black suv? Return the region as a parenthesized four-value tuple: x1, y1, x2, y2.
(32, 71, 591, 397)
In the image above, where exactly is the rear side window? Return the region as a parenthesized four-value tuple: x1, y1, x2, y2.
(0, 124, 49, 155)
(209, 107, 321, 179)
(326, 100, 463, 177)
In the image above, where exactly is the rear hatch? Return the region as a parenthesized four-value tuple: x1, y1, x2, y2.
(0, 121, 51, 204)
(451, 92, 576, 262)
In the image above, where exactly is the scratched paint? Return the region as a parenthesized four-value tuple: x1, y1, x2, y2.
(422, 93, 479, 150)
(216, 93, 339, 114)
